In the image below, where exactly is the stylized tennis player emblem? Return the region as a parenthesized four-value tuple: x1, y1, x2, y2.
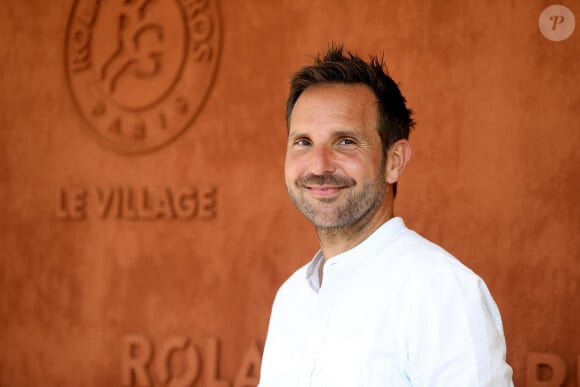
(66, 0, 221, 154)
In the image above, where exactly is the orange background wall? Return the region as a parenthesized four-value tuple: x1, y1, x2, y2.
(1, 1, 579, 386)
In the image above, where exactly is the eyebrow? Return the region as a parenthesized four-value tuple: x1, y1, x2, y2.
(332, 129, 361, 138)
(287, 131, 308, 141)
(288, 129, 362, 139)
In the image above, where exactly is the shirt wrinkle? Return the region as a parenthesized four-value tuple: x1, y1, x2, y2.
(259, 217, 514, 387)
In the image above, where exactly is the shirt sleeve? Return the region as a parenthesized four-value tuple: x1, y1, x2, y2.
(401, 265, 514, 387)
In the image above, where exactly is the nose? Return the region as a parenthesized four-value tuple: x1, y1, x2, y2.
(308, 145, 336, 175)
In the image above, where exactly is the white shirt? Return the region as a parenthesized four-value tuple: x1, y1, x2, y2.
(259, 217, 513, 387)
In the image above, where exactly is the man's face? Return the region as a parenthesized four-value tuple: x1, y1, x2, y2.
(285, 83, 388, 230)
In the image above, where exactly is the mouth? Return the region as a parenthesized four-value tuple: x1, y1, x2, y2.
(295, 174, 355, 198)
(306, 185, 344, 197)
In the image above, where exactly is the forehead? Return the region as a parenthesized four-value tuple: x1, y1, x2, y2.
(289, 83, 379, 134)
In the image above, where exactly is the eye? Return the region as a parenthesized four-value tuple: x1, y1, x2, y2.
(293, 138, 312, 147)
(337, 137, 357, 146)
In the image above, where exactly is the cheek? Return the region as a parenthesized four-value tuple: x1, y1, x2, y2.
(284, 153, 302, 178)
(344, 157, 384, 181)
(284, 157, 297, 184)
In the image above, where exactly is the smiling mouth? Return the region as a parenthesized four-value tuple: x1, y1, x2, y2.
(305, 185, 344, 197)
(296, 174, 355, 191)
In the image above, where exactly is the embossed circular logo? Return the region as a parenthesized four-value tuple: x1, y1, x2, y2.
(539, 5, 575, 42)
(66, 0, 221, 154)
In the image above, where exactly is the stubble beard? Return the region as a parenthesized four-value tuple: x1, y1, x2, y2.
(286, 167, 387, 232)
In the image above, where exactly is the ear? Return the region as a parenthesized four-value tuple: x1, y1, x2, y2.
(385, 139, 412, 184)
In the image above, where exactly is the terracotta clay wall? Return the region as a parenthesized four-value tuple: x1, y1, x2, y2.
(1, 1, 579, 386)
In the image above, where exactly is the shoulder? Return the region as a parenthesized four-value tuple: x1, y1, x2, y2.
(387, 226, 506, 333)
(376, 224, 476, 278)
(369, 224, 498, 314)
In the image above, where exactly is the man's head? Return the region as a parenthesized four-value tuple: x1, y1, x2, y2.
(284, 45, 413, 233)
(286, 44, 414, 172)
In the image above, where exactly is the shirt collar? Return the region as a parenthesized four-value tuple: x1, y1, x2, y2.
(305, 250, 324, 292)
(304, 217, 406, 292)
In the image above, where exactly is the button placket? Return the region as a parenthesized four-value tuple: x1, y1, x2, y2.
(300, 262, 340, 386)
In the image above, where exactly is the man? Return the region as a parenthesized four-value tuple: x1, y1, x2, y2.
(259, 45, 514, 386)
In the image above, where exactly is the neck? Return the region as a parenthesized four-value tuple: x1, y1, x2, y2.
(316, 203, 394, 260)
